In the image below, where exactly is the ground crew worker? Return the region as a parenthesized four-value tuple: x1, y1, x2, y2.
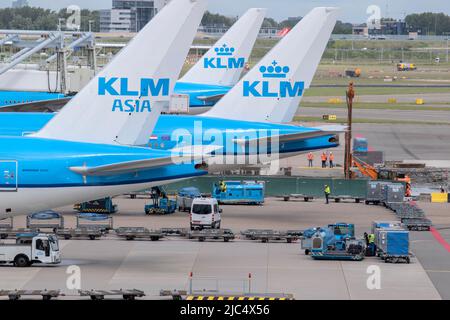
(219, 180, 227, 193)
(329, 152, 334, 168)
(321, 152, 327, 168)
(307, 152, 314, 167)
(324, 184, 331, 204)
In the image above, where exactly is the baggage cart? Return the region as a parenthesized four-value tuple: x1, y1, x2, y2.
(115, 227, 164, 241)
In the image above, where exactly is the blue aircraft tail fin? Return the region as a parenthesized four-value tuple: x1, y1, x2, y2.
(179, 8, 266, 87)
(203, 7, 339, 123)
(33, 0, 207, 145)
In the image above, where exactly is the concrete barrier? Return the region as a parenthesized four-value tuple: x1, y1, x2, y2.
(431, 193, 448, 203)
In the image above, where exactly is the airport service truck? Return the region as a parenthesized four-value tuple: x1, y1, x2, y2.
(0, 233, 61, 267)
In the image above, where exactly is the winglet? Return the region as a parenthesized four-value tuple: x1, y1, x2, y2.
(33, 0, 207, 145)
(203, 7, 339, 123)
(180, 8, 266, 87)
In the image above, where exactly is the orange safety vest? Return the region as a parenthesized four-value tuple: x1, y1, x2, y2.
(321, 154, 327, 161)
(329, 154, 334, 161)
(307, 153, 314, 160)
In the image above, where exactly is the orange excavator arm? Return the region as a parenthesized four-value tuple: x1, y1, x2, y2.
(351, 156, 379, 180)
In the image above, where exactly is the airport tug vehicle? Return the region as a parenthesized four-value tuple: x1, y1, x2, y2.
(0, 233, 60, 267)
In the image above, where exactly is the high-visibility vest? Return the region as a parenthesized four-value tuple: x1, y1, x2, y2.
(368, 234, 375, 243)
(324, 186, 331, 194)
(329, 154, 334, 161)
(307, 153, 313, 160)
(321, 154, 327, 161)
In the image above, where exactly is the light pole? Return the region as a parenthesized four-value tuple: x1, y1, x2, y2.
(444, 32, 450, 64)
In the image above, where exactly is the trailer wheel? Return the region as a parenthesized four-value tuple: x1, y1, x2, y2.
(286, 238, 292, 243)
(224, 238, 229, 242)
(126, 236, 135, 241)
(199, 237, 205, 242)
(305, 249, 310, 255)
(0, 234, 8, 239)
(150, 236, 159, 241)
(89, 235, 96, 240)
(123, 295, 135, 300)
(365, 200, 370, 205)
(64, 235, 71, 240)
(406, 257, 410, 264)
(14, 255, 30, 268)
(42, 295, 52, 301)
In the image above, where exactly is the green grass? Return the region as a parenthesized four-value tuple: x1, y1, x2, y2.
(293, 116, 450, 125)
(304, 86, 450, 96)
(301, 102, 450, 111)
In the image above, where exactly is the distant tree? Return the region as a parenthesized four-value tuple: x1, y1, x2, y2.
(0, 7, 99, 31)
(333, 21, 353, 34)
(279, 17, 301, 29)
(201, 11, 236, 27)
(406, 12, 450, 35)
(262, 17, 278, 28)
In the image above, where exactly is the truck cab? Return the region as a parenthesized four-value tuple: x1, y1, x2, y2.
(0, 233, 60, 267)
(190, 198, 222, 230)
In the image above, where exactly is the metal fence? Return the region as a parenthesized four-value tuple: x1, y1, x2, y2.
(161, 176, 369, 198)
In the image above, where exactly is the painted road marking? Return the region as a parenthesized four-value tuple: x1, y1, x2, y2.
(430, 227, 450, 253)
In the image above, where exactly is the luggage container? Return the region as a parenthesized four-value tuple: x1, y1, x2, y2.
(176, 187, 201, 212)
(376, 229, 410, 263)
(366, 181, 390, 205)
(383, 183, 405, 205)
(371, 220, 403, 234)
(26, 210, 64, 231)
(77, 213, 113, 231)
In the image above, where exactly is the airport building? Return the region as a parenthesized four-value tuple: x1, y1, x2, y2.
(11, 0, 28, 8)
(100, 0, 171, 33)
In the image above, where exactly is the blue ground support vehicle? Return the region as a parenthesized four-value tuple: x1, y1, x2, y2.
(212, 181, 264, 205)
(302, 223, 355, 255)
(74, 197, 118, 214)
(144, 187, 177, 215)
(302, 222, 364, 260)
(145, 198, 177, 215)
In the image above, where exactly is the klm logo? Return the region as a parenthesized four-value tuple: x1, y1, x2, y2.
(98, 77, 170, 113)
(204, 44, 245, 69)
(243, 61, 304, 98)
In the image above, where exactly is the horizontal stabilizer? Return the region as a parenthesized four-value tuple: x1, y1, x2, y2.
(0, 98, 71, 113)
(70, 145, 223, 176)
(196, 93, 226, 103)
(233, 127, 343, 145)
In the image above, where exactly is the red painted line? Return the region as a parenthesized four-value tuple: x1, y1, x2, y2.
(430, 227, 450, 253)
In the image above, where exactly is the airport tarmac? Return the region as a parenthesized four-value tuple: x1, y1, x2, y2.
(280, 123, 450, 176)
(0, 198, 448, 300)
(304, 93, 450, 104)
(297, 106, 450, 123)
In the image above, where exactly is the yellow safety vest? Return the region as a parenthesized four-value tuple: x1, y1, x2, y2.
(324, 186, 331, 194)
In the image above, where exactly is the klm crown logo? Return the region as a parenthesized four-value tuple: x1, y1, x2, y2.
(259, 61, 290, 78)
(204, 44, 244, 69)
(243, 60, 304, 98)
(214, 44, 235, 56)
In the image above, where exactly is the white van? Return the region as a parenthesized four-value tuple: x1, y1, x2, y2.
(190, 198, 222, 230)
